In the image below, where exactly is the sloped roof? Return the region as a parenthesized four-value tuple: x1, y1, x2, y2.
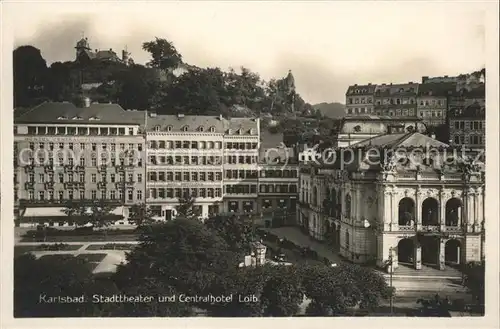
(352, 132, 449, 148)
(346, 84, 377, 95)
(145, 115, 258, 135)
(374, 83, 419, 96)
(14, 102, 144, 125)
(417, 82, 457, 97)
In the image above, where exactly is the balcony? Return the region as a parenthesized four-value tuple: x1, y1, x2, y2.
(44, 165, 55, 173)
(444, 226, 463, 233)
(24, 182, 35, 189)
(98, 165, 108, 172)
(24, 165, 35, 173)
(125, 180, 135, 186)
(74, 165, 85, 171)
(44, 181, 55, 189)
(63, 165, 74, 172)
(97, 182, 107, 190)
(398, 225, 416, 232)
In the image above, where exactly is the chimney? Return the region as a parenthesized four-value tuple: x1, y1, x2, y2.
(177, 113, 185, 119)
(149, 112, 157, 118)
(83, 97, 91, 108)
(431, 133, 436, 139)
(219, 114, 223, 120)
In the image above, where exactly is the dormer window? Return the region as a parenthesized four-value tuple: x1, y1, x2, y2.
(57, 116, 67, 120)
(237, 128, 242, 135)
(72, 116, 82, 120)
(250, 128, 255, 135)
(166, 125, 172, 132)
(182, 125, 189, 132)
(198, 126, 204, 132)
(209, 126, 215, 133)
(227, 129, 232, 134)
(154, 125, 161, 132)
(89, 116, 100, 121)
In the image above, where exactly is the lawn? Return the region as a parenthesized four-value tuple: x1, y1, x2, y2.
(14, 244, 83, 258)
(75, 253, 108, 272)
(85, 243, 135, 251)
(20, 234, 139, 243)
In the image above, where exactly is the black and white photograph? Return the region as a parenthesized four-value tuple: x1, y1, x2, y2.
(1, 0, 499, 326)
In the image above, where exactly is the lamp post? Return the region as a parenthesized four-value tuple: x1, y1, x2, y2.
(364, 219, 393, 315)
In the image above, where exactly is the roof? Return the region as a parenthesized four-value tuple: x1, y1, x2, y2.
(95, 50, 120, 60)
(346, 84, 377, 95)
(450, 102, 485, 119)
(417, 82, 457, 97)
(374, 83, 419, 96)
(14, 102, 145, 125)
(145, 114, 258, 135)
(343, 115, 422, 121)
(352, 132, 449, 148)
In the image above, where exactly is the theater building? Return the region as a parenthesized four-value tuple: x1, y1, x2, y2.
(14, 100, 146, 227)
(298, 132, 485, 271)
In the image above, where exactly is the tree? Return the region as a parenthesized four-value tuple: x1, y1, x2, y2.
(205, 214, 255, 254)
(142, 37, 183, 70)
(13, 46, 48, 107)
(260, 265, 304, 316)
(86, 200, 119, 230)
(14, 254, 105, 317)
(128, 203, 155, 227)
(175, 195, 200, 220)
(115, 218, 240, 298)
(301, 264, 392, 316)
(62, 199, 88, 227)
(463, 261, 485, 313)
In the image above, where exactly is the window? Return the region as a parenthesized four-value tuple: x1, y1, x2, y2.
(68, 190, 73, 199)
(166, 125, 172, 132)
(182, 125, 188, 132)
(345, 230, 350, 251)
(110, 190, 116, 200)
(137, 190, 142, 200)
(209, 126, 215, 132)
(91, 174, 97, 183)
(137, 174, 142, 183)
(58, 191, 64, 200)
(128, 190, 133, 201)
(101, 190, 106, 199)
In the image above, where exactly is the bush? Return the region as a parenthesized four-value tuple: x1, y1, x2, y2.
(24, 228, 139, 238)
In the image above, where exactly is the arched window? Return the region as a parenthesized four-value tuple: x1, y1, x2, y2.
(198, 126, 204, 132)
(182, 125, 189, 132)
(445, 198, 462, 226)
(345, 194, 351, 218)
(154, 125, 160, 132)
(422, 197, 439, 225)
(398, 198, 415, 226)
(312, 187, 318, 207)
(166, 125, 172, 132)
(209, 126, 215, 133)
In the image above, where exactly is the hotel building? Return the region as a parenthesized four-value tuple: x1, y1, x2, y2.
(14, 100, 146, 226)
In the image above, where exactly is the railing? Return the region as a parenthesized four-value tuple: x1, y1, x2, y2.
(421, 225, 440, 232)
(398, 225, 415, 232)
(24, 182, 34, 189)
(444, 226, 462, 233)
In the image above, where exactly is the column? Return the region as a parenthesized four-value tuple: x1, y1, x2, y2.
(474, 191, 481, 232)
(438, 238, 446, 270)
(456, 246, 461, 265)
(466, 190, 474, 232)
(413, 236, 422, 270)
(439, 191, 446, 230)
(383, 191, 391, 231)
(391, 192, 398, 231)
(415, 190, 422, 231)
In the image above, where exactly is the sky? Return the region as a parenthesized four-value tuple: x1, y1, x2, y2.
(6, 1, 488, 104)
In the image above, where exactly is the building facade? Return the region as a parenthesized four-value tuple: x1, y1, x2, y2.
(345, 84, 377, 116)
(416, 82, 455, 127)
(14, 101, 146, 227)
(449, 102, 485, 152)
(258, 146, 299, 225)
(335, 116, 427, 148)
(373, 82, 419, 118)
(298, 132, 485, 271)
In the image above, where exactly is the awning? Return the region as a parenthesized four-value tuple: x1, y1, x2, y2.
(22, 207, 66, 217)
(23, 206, 125, 217)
